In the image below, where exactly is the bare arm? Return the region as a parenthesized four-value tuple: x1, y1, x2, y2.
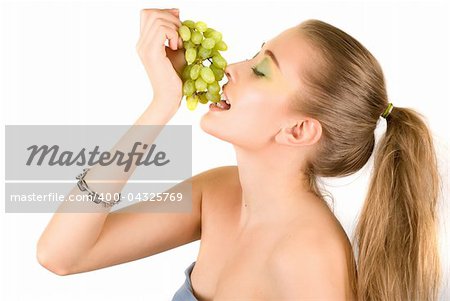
(36, 8, 189, 275)
(62, 167, 208, 276)
(36, 103, 177, 275)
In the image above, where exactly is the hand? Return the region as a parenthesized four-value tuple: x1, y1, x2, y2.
(136, 8, 186, 113)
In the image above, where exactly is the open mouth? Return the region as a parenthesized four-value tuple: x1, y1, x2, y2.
(209, 91, 231, 111)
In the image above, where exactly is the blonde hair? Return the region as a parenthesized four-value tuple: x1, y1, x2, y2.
(292, 19, 442, 301)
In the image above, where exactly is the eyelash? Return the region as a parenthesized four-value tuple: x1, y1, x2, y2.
(249, 49, 265, 77)
(251, 66, 265, 77)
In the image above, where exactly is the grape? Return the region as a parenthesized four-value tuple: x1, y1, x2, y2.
(210, 50, 220, 57)
(200, 67, 215, 84)
(195, 21, 208, 32)
(210, 64, 225, 81)
(201, 38, 216, 50)
(183, 41, 195, 49)
(198, 46, 212, 60)
(186, 94, 199, 111)
(199, 93, 209, 104)
(207, 82, 220, 94)
(182, 80, 195, 96)
(190, 64, 201, 80)
(214, 40, 228, 51)
(185, 48, 197, 65)
(179, 25, 191, 41)
(182, 20, 196, 29)
(182, 64, 193, 81)
(205, 91, 220, 103)
(191, 31, 203, 44)
(209, 31, 222, 42)
(178, 19, 228, 111)
(204, 28, 215, 37)
(212, 54, 227, 69)
(195, 78, 207, 91)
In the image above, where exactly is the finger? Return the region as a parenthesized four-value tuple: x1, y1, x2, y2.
(140, 9, 148, 35)
(142, 9, 181, 32)
(160, 9, 182, 27)
(141, 13, 181, 44)
(167, 8, 180, 18)
(146, 23, 180, 52)
(140, 9, 174, 35)
(158, 25, 179, 51)
(144, 19, 178, 46)
(143, 18, 178, 44)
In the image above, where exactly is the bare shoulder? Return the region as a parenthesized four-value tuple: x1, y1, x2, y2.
(197, 165, 239, 186)
(195, 165, 241, 213)
(199, 165, 241, 209)
(190, 165, 239, 204)
(267, 221, 356, 300)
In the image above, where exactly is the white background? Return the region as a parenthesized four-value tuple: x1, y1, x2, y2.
(1, 0, 449, 300)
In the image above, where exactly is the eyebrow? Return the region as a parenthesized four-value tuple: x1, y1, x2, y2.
(259, 42, 280, 70)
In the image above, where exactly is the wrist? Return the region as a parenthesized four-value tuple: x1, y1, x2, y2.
(135, 103, 174, 125)
(152, 92, 182, 104)
(152, 93, 181, 110)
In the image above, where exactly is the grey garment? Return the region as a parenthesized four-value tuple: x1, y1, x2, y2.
(171, 261, 198, 301)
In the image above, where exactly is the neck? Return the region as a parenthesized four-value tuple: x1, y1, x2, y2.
(233, 144, 317, 228)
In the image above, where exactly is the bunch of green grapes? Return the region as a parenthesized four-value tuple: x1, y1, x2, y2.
(178, 20, 228, 111)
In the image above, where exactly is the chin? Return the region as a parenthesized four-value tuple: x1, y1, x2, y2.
(200, 113, 225, 139)
(200, 114, 269, 150)
(199, 113, 235, 143)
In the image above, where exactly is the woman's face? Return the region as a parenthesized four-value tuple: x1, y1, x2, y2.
(200, 26, 313, 150)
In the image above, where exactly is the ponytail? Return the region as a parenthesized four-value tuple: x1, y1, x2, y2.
(353, 106, 442, 301)
(293, 19, 443, 300)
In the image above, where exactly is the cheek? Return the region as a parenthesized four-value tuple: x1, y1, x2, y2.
(200, 91, 287, 150)
(235, 94, 281, 132)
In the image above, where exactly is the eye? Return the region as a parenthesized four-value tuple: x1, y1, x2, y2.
(251, 66, 265, 77)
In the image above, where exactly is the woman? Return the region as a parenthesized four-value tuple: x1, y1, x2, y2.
(37, 8, 442, 301)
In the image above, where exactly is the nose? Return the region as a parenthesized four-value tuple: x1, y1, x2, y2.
(224, 62, 237, 83)
(223, 58, 249, 83)
(224, 65, 232, 82)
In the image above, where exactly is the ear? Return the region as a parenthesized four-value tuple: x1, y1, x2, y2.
(275, 118, 322, 146)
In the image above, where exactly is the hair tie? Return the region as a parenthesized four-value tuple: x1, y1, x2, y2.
(381, 102, 394, 119)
